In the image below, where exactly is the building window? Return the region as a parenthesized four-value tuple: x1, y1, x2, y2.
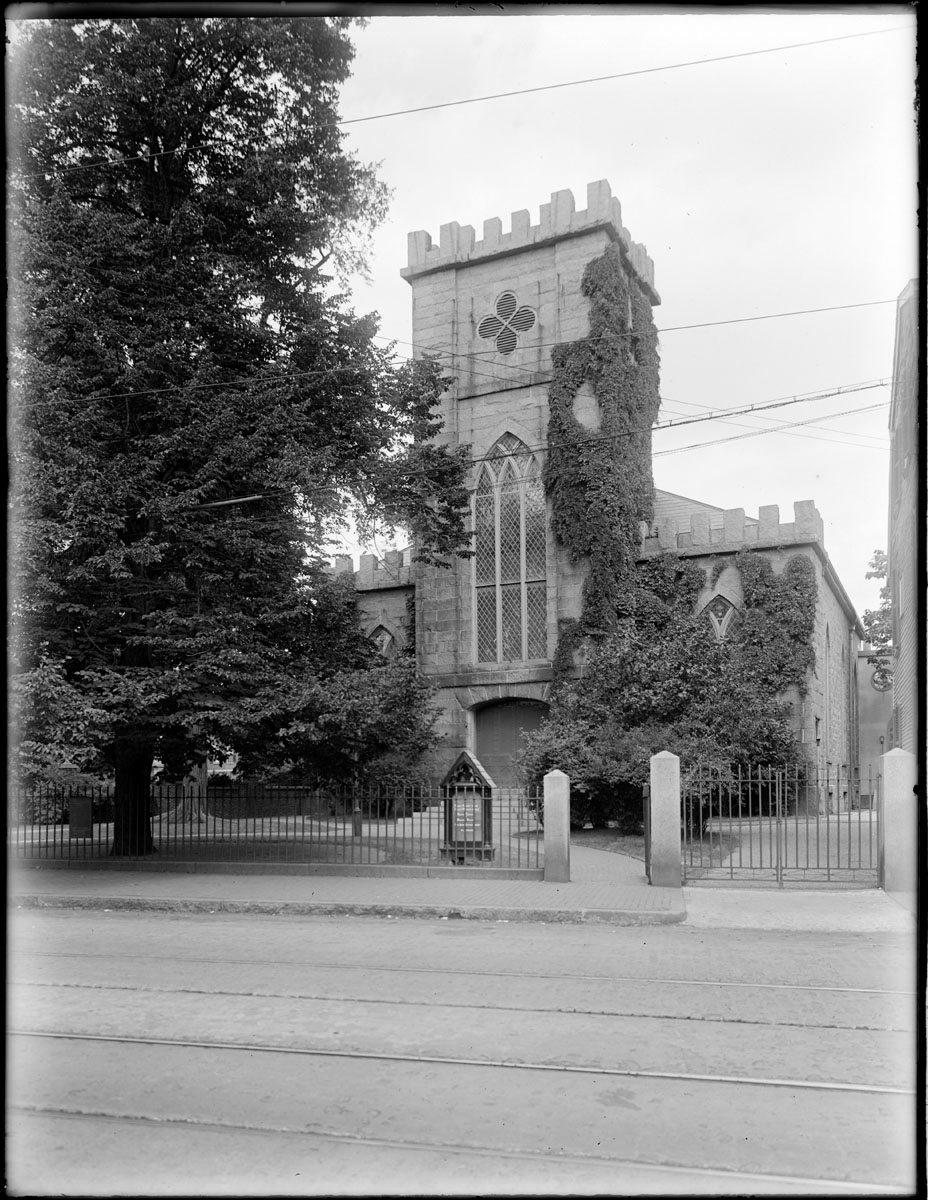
(703, 594, 739, 641)
(370, 625, 396, 658)
(477, 291, 537, 356)
(474, 433, 547, 663)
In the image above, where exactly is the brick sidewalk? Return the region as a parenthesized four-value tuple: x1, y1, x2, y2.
(9, 848, 915, 931)
(9, 846, 683, 926)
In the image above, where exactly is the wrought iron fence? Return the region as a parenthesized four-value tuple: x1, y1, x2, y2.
(682, 764, 881, 885)
(8, 782, 544, 872)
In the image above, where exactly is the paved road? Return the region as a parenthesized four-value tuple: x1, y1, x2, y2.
(7, 909, 917, 1195)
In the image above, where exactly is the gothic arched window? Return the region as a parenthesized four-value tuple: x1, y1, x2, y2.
(704, 594, 739, 641)
(473, 434, 547, 663)
(370, 625, 396, 658)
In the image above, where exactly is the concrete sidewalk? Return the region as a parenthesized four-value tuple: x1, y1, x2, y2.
(8, 847, 916, 932)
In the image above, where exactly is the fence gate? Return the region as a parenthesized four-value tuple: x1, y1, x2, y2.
(682, 765, 881, 887)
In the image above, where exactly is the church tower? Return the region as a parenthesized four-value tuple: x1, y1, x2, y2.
(398, 181, 660, 786)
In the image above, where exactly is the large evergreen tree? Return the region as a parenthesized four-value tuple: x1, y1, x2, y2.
(9, 17, 469, 852)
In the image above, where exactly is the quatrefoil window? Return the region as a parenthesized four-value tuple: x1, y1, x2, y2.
(477, 291, 536, 355)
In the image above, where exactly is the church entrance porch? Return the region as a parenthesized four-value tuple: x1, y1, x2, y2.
(473, 699, 549, 789)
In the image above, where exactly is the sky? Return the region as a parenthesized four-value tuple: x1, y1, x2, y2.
(332, 7, 918, 618)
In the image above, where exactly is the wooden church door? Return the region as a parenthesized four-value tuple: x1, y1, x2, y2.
(474, 699, 548, 788)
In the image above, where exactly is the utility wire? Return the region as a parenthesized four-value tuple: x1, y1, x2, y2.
(68, 298, 898, 405)
(337, 27, 910, 127)
(187, 382, 889, 510)
(368, 295, 899, 398)
(54, 24, 911, 175)
(659, 393, 889, 448)
(397, 296, 899, 367)
(654, 401, 889, 458)
(650, 380, 888, 434)
(657, 404, 888, 452)
(655, 299, 898, 334)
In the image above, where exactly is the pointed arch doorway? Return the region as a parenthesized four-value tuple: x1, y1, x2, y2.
(474, 699, 549, 788)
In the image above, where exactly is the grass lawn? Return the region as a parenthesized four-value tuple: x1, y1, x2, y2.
(574, 825, 744, 868)
(570, 827, 647, 861)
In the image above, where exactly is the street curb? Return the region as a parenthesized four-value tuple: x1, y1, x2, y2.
(11, 893, 686, 926)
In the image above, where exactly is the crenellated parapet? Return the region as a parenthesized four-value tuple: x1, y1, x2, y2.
(329, 548, 413, 591)
(401, 180, 659, 303)
(640, 500, 825, 557)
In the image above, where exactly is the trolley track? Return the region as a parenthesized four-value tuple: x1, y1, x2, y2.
(8, 1104, 907, 1196)
(8, 908, 917, 1194)
(10, 975, 914, 1033)
(15, 945, 916, 997)
(9, 1029, 915, 1095)
(9, 1029, 915, 1192)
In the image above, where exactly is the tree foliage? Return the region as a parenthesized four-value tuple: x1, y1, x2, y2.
(9, 18, 469, 850)
(862, 549, 893, 692)
(521, 552, 815, 826)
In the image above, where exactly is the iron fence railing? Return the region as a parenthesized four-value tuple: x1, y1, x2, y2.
(682, 764, 881, 885)
(8, 783, 544, 871)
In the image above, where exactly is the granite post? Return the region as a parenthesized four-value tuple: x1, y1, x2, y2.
(543, 769, 571, 882)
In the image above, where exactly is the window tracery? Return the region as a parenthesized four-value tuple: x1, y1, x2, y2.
(473, 434, 547, 663)
(704, 594, 739, 641)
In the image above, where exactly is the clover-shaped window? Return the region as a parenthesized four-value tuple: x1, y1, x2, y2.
(477, 291, 536, 355)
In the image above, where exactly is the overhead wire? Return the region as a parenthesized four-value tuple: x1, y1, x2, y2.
(19, 22, 905, 507)
(369, 295, 899, 390)
(52, 24, 911, 175)
(186, 381, 890, 511)
(63, 296, 899, 406)
(20, 20, 907, 425)
(336, 26, 911, 127)
(654, 401, 889, 458)
(658, 393, 889, 448)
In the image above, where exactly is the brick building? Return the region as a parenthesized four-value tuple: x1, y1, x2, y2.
(338, 182, 863, 790)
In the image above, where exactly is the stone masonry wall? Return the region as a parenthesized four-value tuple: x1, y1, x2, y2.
(386, 182, 662, 779)
(402, 181, 657, 697)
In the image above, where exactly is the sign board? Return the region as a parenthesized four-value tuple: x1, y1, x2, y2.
(452, 793, 484, 843)
(68, 794, 93, 839)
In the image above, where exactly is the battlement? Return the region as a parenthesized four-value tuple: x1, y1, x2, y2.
(330, 548, 413, 591)
(640, 500, 825, 557)
(401, 180, 659, 303)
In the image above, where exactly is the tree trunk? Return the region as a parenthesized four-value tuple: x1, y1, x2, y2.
(111, 739, 156, 856)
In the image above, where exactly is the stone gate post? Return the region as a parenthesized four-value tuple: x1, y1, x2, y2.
(543, 769, 570, 882)
(881, 748, 917, 906)
(649, 751, 682, 888)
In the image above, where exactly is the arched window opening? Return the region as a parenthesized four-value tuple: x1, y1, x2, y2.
(370, 625, 396, 659)
(474, 434, 547, 663)
(704, 594, 739, 641)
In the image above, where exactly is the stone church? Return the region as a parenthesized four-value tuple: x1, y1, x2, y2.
(335, 182, 863, 791)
